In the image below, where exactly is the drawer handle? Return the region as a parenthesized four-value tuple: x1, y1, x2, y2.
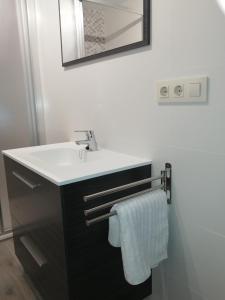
(20, 236, 47, 268)
(12, 171, 41, 190)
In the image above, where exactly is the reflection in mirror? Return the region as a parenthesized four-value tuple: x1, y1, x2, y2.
(59, 0, 150, 65)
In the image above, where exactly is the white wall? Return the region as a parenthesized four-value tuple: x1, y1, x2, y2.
(34, 0, 225, 299)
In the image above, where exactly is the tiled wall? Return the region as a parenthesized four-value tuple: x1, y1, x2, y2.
(34, 0, 225, 299)
(83, 2, 106, 57)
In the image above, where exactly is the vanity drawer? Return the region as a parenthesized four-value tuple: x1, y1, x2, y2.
(4, 157, 69, 300)
(6, 161, 49, 228)
(15, 234, 46, 276)
(14, 233, 67, 300)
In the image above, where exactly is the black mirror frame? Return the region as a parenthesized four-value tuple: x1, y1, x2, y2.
(58, 0, 150, 67)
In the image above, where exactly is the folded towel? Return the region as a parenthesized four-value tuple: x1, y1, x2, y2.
(108, 189, 168, 285)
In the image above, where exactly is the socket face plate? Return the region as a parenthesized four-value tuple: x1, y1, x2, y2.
(157, 77, 208, 103)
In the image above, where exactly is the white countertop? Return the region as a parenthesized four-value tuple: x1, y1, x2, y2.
(2, 142, 152, 186)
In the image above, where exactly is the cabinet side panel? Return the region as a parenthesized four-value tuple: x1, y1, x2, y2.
(62, 165, 152, 300)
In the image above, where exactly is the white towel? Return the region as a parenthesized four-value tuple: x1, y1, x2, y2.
(108, 189, 168, 285)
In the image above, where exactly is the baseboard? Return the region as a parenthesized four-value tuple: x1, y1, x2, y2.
(0, 231, 13, 242)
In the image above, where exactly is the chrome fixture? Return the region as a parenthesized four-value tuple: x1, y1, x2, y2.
(75, 130, 98, 151)
(84, 163, 172, 226)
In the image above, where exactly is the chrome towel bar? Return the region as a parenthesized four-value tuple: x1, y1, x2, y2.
(84, 163, 172, 226)
(84, 184, 164, 217)
(83, 175, 164, 202)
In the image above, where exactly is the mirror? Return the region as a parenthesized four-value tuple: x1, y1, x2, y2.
(58, 0, 150, 66)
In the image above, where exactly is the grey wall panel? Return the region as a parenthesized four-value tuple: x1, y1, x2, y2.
(0, 0, 37, 231)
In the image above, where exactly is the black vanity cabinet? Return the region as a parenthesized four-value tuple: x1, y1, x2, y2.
(4, 156, 152, 300)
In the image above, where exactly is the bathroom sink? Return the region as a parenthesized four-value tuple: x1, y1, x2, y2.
(29, 147, 95, 166)
(3, 142, 151, 186)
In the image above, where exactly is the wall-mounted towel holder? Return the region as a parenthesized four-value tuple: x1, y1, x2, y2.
(84, 163, 172, 226)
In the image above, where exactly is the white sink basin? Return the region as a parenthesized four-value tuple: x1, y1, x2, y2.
(30, 147, 97, 166)
(3, 142, 151, 186)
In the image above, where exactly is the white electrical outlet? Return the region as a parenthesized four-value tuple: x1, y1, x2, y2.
(159, 86, 169, 98)
(173, 84, 184, 97)
(157, 77, 208, 103)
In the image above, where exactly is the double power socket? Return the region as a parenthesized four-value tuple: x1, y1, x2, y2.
(160, 84, 184, 97)
(157, 77, 208, 103)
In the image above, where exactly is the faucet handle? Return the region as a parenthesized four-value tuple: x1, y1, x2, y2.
(74, 130, 98, 151)
(74, 130, 94, 140)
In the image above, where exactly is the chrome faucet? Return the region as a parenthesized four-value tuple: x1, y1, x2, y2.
(74, 130, 98, 151)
